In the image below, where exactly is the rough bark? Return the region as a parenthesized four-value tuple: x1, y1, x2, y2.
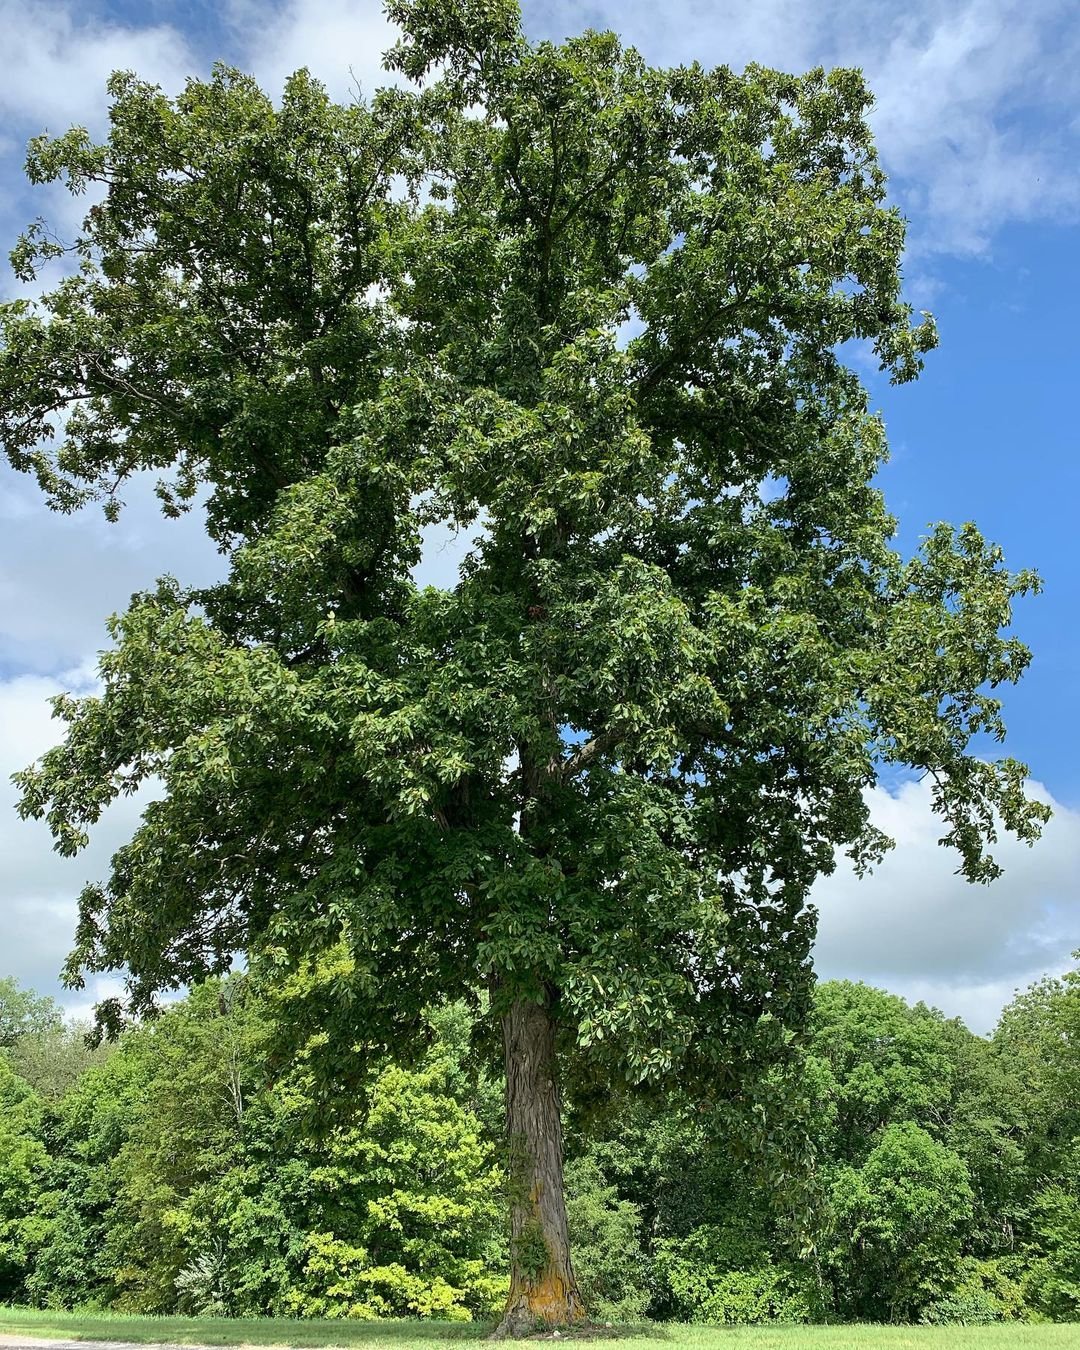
(494, 994, 586, 1337)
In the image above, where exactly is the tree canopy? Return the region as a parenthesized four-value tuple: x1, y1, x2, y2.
(0, 0, 1047, 1328)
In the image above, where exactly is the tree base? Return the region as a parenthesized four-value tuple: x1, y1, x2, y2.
(491, 1274, 588, 1338)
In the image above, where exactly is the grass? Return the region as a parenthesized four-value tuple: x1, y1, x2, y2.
(1, 1308, 1079, 1349)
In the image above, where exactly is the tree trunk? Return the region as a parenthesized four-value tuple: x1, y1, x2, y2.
(495, 994, 586, 1337)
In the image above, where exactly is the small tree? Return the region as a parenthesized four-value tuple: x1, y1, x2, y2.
(827, 1121, 975, 1321)
(1, 0, 1047, 1330)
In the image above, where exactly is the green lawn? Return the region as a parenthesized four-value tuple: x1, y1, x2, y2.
(1, 1309, 1079, 1349)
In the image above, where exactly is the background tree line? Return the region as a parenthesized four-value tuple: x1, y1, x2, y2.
(1, 958, 1078, 1326)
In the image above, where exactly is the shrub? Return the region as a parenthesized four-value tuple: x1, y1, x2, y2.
(652, 1225, 815, 1324)
(283, 1232, 503, 1320)
(826, 1121, 974, 1321)
(0, 1059, 50, 1303)
(174, 1243, 233, 1317)
(565, 1155, 650, 1321)
(921, 1257, 1030, 1325)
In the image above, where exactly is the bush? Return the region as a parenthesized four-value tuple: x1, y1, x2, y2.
(0, 1059, 50, 1303)
(565, 1155, 650, 1321)
(283, 1232, 503, 1320)
(920, 1257, 1029, 1325)
(174, 1243, 233, 1317)
(826, 1121, 974, 1321)
(652, 1226, 816, 1324)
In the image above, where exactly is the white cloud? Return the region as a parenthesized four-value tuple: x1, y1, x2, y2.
(811, 775, 1080, 1033)
(865, 1, 1080, 256)
(228, 0, 398, 102)
(60, 973, 130, 1026)
(0, 0, 193, 134)
(4, 0, 1077, 269)
(0, 667, 154, 1011)
(0, 0, 197, 290)
(527, 0, 1080, 257)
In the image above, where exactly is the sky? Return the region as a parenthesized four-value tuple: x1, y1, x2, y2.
(0, 0, 1077, 1035)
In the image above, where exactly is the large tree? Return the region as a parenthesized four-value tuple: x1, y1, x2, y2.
(1, 0, 1047, 1331)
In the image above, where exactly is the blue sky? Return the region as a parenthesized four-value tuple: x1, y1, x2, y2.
(0, 0, 1078, 1033)
(871, 222, 1080, 799)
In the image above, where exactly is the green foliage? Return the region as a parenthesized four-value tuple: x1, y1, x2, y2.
(808, 982, 957, 1159)
(5, 1020, 114, 1102)
(1023, 1184, 1080, 1321)
(286, 1232, 481, 1321)
(564, 976, 1052, 1326)
(9, 964, 1080, 1325)
(991, 957, 1080, 1322)
(1, 0, 1048, 1311)
(174, 1244, 233, 1318)
(994, 964, 1080, 1183)
(652, 1227, 817, 1325)
(920, 1258, 1028, 1325)
(564, 1155, 650, 1322)
(280, 1050, 506, 1321)
(0, 1059, 50, 1302)
(26, 1040, 154, 1309)
(789, 979, 1044, 1320)
(826, 1122, 974, 1322)
(20, 976, 505, 1321)
(509, 1219, 549, 1285)
(0, 977, 62, 1048)
(938, 1019, 1029, 1259)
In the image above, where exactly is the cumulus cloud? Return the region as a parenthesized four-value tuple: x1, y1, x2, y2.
(6, 0, 1079, 265)
(4, 0, 1080, 262)
(811, 775, 1080, 1032)
(865, 1, 1080, 255)
(0, 0, 193, 133)
(227, 0, 398, 102)
(529, 0, 1080, 257)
